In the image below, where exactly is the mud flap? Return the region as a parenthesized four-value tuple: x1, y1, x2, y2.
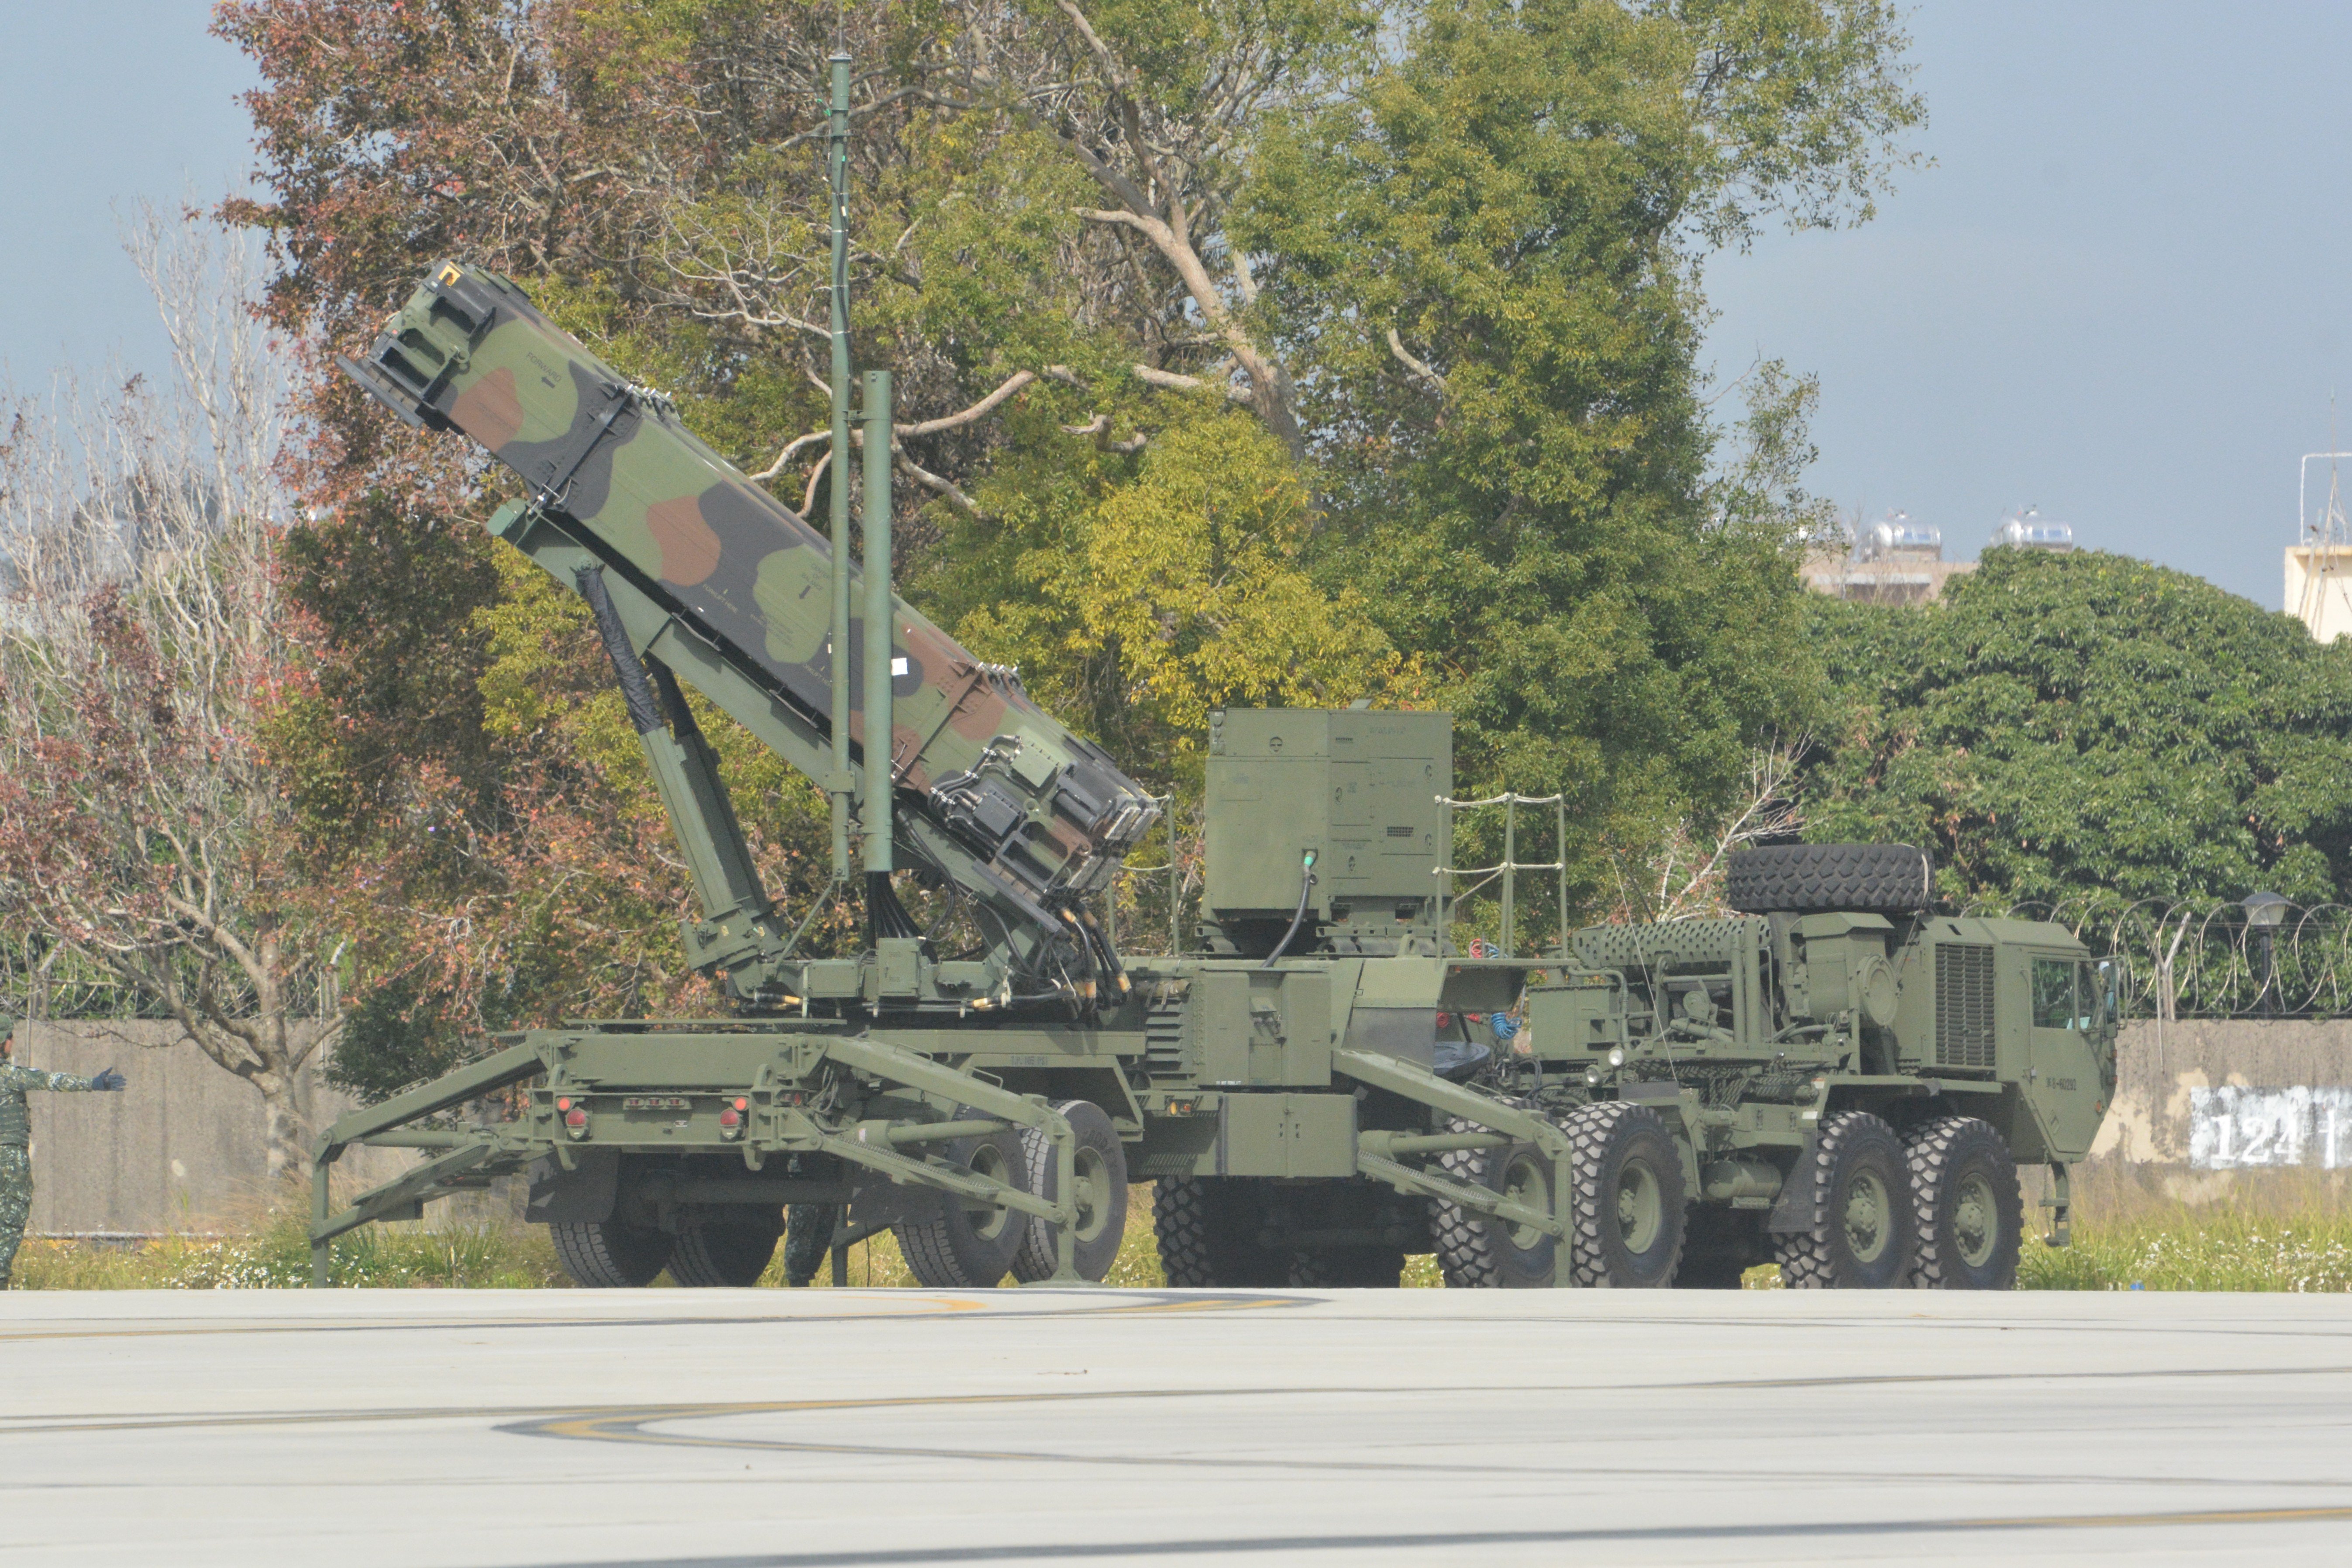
(847, 1173, 923, 1233)
(1765, 1132, 1818, 1233)
(525, 1151, 620, 1225)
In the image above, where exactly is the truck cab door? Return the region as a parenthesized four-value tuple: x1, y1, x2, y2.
(2024, 955, 2108, 1161)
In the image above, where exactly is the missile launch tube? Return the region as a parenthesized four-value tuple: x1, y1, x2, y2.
(338, 262, 1161, 951)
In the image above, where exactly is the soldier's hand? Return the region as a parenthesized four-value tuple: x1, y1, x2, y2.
(91, 1067, 127, 1092)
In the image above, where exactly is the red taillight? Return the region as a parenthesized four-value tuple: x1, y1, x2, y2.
(718, 1108, 741, 1128)
(733, 1097, 748, 1112)
(719, 1097, 745, 1138)
(563, 1106, 588, 1140)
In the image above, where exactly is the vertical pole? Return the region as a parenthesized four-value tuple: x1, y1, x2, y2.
(310, 1155, 332, 1289)
(825, 52, 855, 884)
(1550, 1147, 1575, 1288)
(861, 369, 895, 885)
(1442, 795, 1456, 948)
(1501, 796, 1518, 957)
(1170, 801, 1181, 957)
(1555, 798, 1570, 960)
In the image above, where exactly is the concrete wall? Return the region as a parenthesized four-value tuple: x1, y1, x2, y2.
(14, 1021, 414, 1236)
(2092, 1018, 2352, 1167)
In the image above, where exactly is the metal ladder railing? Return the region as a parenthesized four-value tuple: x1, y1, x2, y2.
(1437, 792, 1570, 958)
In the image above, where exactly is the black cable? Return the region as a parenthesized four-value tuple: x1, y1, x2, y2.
(574, 566, 662, 735)
(1262, 851, 1319, 968)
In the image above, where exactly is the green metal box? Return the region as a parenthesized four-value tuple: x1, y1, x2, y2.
(1205, 1091, 1360, 1178)
(1205, 708, 1451, 921)
(1187, 967, 1334, 1086)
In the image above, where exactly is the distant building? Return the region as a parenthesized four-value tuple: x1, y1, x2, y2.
(2292, 455, 2352, 642)
(1801, 510, 1977, 606)
(2287, 544, 2352, 641)
(1802, 506, 2074, 607)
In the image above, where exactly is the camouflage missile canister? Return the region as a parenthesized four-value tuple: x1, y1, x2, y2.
(341, 262, 1158, 916)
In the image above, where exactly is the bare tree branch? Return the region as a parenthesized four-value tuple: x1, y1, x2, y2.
(1386, 327, 1447, 396)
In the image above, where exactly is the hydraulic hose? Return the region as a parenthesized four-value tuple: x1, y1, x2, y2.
(1262, 850, 1319, 968)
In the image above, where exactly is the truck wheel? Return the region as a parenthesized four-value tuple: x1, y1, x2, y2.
(549, 1219, 673, 1288)
(1153, 1176, 1288, 1287)
(894, 1124, 1029, 1288)
(1287, 1247, 1405, 1287)
(1725, 843, 1932, 915)
(668, 1210, 783, 1287)
(782, 1203, 838, 1287)
(1011, 1100, 1129, 1283)
(1564, 1103, 1686, 1288)
(1905, 1117, 2023, 1290)
(1774, 1111, 1915, 1289)
(1431, 1117, 1558, 1288)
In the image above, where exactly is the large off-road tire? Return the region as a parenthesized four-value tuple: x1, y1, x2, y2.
(1563, 1103, 1686, 1288)
(1905, 1116, 2024, 1290)
(1774, 1111, 1915, 1289)
(1011, 1100, 1130, 1283)
(1725, 843, 1933, 915)
(1153, 1176, 1288, 1287)
(893, 1123, 1029, 1288)
(1676, 1206, 1767, 1289)
(1287, 1247, 1406, 1288)
(782, 1203, 838, 1287)
(549, 1219, 673, 1288)
(668, 1210, 783, 1287)
(1431, 1116, 1559, 1289)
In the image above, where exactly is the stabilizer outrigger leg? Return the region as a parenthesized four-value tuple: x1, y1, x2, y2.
(816, 1036, 1091, 1285)
(1333, 1048, 1580, 1288)
(307, 1043, 548, 1288)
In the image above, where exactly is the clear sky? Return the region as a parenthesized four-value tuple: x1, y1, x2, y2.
(3, 2, 2343, 610)
(1706, 0, 2352, 609)
(0, 4, 257, 389)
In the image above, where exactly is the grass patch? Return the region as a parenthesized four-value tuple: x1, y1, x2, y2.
(1744, 1165, 2352, 1291)
(14, 1205, 568, 1290)
(2017, 1210, 2352, 1292)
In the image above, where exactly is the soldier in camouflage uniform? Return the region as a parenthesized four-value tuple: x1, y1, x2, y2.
(0, 1017, 126, 1288)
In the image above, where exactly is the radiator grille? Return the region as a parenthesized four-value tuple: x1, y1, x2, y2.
(1935, 944, 1996, 1068)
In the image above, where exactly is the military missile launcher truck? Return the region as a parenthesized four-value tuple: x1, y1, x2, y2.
(310, 249, 2117, 1292)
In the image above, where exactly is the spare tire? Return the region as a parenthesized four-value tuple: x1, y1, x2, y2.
(1725, 843, 1932, 914)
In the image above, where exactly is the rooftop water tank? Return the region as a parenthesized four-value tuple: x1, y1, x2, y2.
(1858, 510, 1942, 562)
(1992, 507, 2073, 551)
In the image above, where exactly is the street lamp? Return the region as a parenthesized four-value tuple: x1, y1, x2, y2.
(2242, 891, 2290, 1015)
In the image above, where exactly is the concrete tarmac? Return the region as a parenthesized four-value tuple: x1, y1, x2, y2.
(3, 1287, 2350, 1566)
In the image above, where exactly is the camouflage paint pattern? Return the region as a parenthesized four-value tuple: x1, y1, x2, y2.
(343, 263, 1157, 911)
(0, 1063, 107, 1147)
(0, 1060, 107, 1287)
(0, 1148, 27, 1285)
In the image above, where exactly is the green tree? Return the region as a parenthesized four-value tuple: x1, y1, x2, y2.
(1802, 549, 2352, 909)
(1236, 0, 1919, 906)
